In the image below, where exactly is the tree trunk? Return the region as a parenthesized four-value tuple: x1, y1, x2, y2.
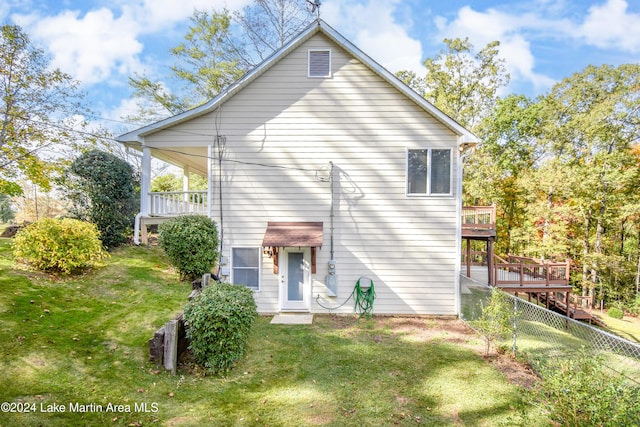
(636, 228, 640, 295)
(582, 211, 591, 299)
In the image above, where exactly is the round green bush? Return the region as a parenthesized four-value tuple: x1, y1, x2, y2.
(13, 218, 108, 274)
(158, 215, 219, 281)
(607, 306, 624, 319)
(183, 283, 257, 373)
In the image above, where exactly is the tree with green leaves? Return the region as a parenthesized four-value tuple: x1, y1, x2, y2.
(465, 95, 543, 254)
(0, 24, 89, 195)
(127, 1, 315, 124)
(0, 193, 14, 223)
(537, 64, 640, 306)
(64, 150, 138, 248)
(397, 37, 509, 131)
(128, 9, 244, 123)
(151, 173, 208, 192)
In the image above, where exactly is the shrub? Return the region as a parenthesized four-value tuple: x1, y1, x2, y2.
(13, 218, 108, 274)
(64, 150, 138, 248)
(629, 295, 640, 316)
(608, 306, 624, 319)
(473, 287, 514, 356)
(158, 215, 219, 281)
(533, 355, 640, 426)
(183, 282, 257, 373)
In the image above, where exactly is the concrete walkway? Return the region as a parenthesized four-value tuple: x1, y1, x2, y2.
(270, 313, 314, 325)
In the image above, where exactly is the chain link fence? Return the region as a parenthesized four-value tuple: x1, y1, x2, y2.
(461, 276, 640, 383)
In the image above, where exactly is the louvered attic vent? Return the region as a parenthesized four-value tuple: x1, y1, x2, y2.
(308, 49, 331, 78)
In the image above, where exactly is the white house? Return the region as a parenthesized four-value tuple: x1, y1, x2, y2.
(117, 20, 479, 316)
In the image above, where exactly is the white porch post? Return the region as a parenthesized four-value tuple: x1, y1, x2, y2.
(134, 140, 152, 245)
(182, 165, 190, 192)
(182, 165, 191, 206)
(141, 142, 151, 215)
(207, 144, 213, 218)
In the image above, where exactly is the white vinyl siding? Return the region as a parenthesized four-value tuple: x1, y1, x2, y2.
(232, 247, 260, 291)
(143, 33, 461, 315)
(407, 148, 452, 195)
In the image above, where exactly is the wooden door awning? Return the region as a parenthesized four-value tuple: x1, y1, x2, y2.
(262, 222, 323, 274)
(262, 222, 323, 248)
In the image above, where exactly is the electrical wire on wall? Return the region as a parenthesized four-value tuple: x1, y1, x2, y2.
(316, 277, 376, 317)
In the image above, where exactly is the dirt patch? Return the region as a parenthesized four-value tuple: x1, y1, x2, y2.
(373, 316, 541, 389)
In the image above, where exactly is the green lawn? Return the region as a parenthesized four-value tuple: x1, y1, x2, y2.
(600, 311, 640, 343)
(0, 238, 548, 426)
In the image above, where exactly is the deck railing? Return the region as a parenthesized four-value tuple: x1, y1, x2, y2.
(493, 255, 571, 287)
(461, 205, 496, 229)
(149, 191, 208, 216)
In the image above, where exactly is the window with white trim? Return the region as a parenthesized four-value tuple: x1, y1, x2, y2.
(232, 247, 260, 290)
(308, 49, 331, 78)
(407, 148, 452, 195)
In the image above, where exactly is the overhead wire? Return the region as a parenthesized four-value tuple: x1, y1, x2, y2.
(0, 114, 320, 174)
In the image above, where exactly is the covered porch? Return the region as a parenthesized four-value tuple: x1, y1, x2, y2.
(130, 141, 218, 245)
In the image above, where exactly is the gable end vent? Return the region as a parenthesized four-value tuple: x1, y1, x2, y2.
(308, 49, 331, 78)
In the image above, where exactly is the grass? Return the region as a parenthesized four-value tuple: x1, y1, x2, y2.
(599, 310, 640, 343)
(0, 237, 547, 426)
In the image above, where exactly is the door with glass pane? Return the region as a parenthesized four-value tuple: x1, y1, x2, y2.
(280, 248, 310, 311)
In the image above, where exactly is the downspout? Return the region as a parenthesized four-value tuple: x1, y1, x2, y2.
(454, 140, 475, 317)
(330, 161, 335, 260)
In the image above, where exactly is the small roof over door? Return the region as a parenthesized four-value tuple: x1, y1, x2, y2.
(262, 222, 323, 248)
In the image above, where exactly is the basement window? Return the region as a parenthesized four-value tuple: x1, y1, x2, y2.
(232, 247, 260, 291)
(308, 49, 331, 78)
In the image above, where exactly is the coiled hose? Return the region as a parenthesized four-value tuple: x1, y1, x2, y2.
(316, 277, 376, 317)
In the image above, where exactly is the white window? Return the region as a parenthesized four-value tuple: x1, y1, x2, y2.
(232, 247, 260, 290)
(407, 148, 452, 195)
(308, 49, 331, 78)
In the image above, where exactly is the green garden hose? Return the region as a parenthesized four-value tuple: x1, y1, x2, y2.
(316, 277, 376, 317)
(354, 277, 375, 317)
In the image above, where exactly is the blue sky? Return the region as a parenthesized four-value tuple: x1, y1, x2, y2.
(2, 0, 639, 134)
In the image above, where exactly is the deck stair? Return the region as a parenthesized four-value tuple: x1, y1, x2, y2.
(491, 254, 601, 324)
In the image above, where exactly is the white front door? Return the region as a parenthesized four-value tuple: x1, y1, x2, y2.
(280, 247, 311, 311)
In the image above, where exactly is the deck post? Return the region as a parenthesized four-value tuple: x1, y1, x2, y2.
(466, 238, 471, 277)
(545, 262, 550, 286)
(488, 239, 494, 285)
(519, 262, 524, 287)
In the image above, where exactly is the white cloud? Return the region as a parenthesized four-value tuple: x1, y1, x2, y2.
(433, 0, 640, 93)
(11, 0, 255, 86)
(322, 0, 425, 74)
(13, 8, 143, 84)
(434, 5, 561, 94)
(578, 0, 640, 52)
(120, 0, 253, 33)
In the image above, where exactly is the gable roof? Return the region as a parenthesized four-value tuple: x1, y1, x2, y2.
(117, 19, 478, 145)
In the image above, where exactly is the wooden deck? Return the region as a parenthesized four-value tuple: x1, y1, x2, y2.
(464, 264, 601, 324)
(460, 207, 599, 324)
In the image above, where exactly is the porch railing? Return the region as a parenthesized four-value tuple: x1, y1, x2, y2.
(149, 191, 208, 216)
